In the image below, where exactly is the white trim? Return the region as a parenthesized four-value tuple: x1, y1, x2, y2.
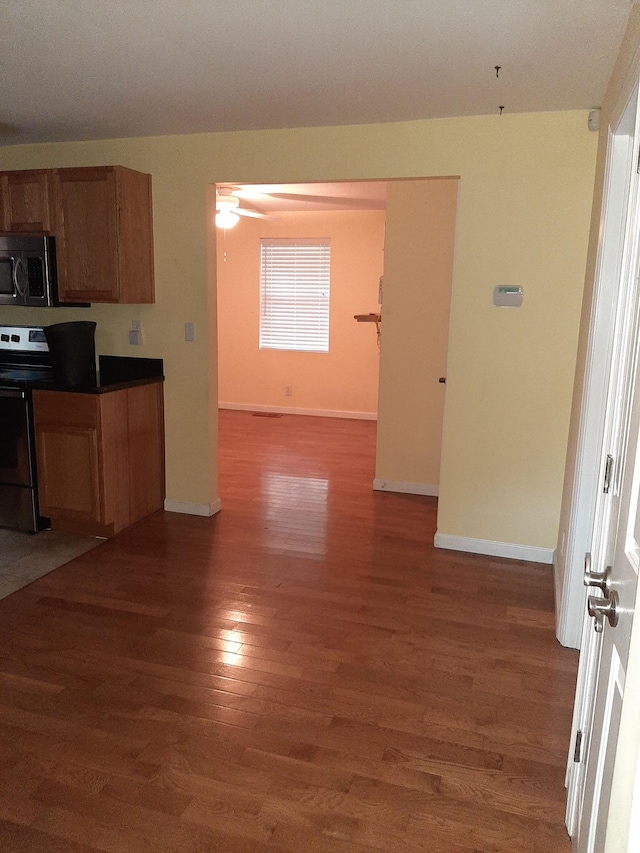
(373, 478, 438, 496)
(434, 532, 554, 564)
(219, 402, 377, 421)
(164, 499, 222, 516)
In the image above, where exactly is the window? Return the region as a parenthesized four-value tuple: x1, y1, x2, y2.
(259, 238, 331, 352)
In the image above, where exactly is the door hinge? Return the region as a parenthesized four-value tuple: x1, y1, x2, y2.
(573, 729, 583, 763)
(603, 454, 614, 494)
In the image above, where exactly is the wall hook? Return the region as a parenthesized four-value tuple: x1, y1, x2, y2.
(495, 65, 501, 78)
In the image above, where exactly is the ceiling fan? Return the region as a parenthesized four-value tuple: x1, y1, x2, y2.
(215, 186, 278, 229)
(215, 181, 386, 228)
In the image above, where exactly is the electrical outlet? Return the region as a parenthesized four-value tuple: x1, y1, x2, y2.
(128, 329, 142, 346)
(131, 319, 142, 331)
(185, 322, 195, 342)
(285, 384, 292, 396)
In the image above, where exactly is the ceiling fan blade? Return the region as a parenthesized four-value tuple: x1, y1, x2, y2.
(231, 184, 387, 213)
(266, 192, 384, 209)
(236, 208, 279, 221)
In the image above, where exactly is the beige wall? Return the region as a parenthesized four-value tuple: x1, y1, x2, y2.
(435, 117, 595, 548)
(216, 209, 384, 416)
(376, 178, 458, 491)
(0, 109, 596, 544)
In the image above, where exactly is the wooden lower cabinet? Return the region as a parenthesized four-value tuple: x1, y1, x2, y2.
(32, 383, 164, 537)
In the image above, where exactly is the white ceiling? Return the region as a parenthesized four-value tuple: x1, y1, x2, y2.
(2, 1, 632, 147)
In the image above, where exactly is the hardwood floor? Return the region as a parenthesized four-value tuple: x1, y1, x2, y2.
(0, 410, 578, 852)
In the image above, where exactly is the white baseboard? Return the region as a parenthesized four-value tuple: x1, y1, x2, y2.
(373, 478, 439, 496)
(164, 498, 222, 517)
(219, 402, 377, 421)
(434, 532, 554, 564)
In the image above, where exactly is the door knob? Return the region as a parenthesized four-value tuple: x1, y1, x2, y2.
(584, 555, 612, 594)
(587, 590, 619, 633)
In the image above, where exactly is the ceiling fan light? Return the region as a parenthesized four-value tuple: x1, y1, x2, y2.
(216, 192, 241, 228)
(216, 209, 240, 229)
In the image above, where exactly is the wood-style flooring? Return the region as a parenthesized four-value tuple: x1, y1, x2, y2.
(0, 410, 578, 852)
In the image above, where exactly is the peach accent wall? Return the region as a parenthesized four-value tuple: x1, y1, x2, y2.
(376, 178, 458, 490)
(216, 209, 384, 417)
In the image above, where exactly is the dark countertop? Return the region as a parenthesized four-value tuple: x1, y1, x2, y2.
(32, 355, 164, 394)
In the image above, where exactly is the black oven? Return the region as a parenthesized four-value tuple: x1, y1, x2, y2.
(0, 325, 54, 531)
(0, 386, 40, 530)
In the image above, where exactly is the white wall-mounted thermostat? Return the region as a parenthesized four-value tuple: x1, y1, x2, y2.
(493, 285, 523, 307)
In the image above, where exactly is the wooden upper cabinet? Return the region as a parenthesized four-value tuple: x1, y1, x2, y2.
(0, 170, 55, 233)
(54, 166, 155, 304)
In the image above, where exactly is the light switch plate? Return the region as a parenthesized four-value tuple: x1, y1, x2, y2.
(185, 322, 196, 342)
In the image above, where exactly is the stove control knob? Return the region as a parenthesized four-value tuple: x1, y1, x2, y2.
(10, 335, 20, 342)
(0, 334, 9, 342)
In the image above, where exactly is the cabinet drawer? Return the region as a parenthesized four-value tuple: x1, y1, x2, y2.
(33, 390, 97, 428)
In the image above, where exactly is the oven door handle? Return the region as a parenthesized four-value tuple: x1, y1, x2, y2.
(0, 386, 26, 399)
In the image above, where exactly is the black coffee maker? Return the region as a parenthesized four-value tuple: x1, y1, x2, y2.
(44, 321, 97, 387)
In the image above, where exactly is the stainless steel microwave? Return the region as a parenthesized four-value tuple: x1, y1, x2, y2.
(0, 234, 58, 307)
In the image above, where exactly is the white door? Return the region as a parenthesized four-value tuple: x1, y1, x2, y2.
(566, 85, 640, 852)
(576, 339, 640, 851)
(581, 497, 638, 851)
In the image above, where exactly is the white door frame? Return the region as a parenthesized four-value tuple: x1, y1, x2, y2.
(565, 81, 640, 839)
(563, 50, 640, 853)
(557, 135, 636, 648)
(557, 56, 640, 650)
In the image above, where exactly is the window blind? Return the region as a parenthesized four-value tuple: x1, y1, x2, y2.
(259, 238, 331, 352)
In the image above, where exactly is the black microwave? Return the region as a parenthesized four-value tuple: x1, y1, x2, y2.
(0, 234, 58, 307)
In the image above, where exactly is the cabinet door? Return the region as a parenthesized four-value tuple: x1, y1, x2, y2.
(115, 167, 155, 304)
(33, 391, 106, 534)
(54, 167, 120, 303)
(37, 425, 101, 521)
(0, 171, 54, 233)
